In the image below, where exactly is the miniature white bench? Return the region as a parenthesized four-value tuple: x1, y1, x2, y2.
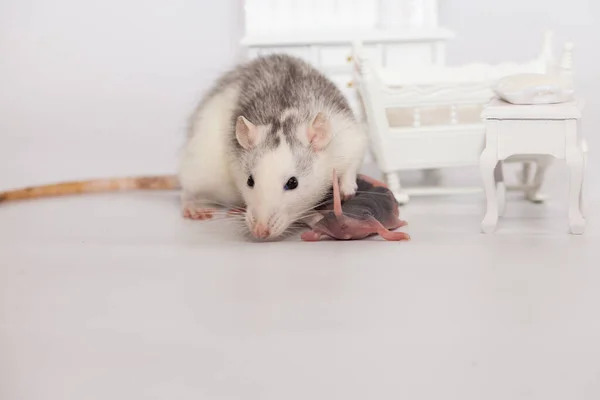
(480, 98, 587, 234)
(350, 31, 574, 205)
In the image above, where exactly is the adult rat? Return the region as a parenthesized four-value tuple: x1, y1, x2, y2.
(0, 54, 367, 241)
(178, 53, 368, 240)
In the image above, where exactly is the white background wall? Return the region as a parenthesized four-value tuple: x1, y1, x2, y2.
(0, 0, 598, 188)
(0, 0, 245, 187)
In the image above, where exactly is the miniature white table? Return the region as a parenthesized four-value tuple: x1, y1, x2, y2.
(480, 97, 586, 234)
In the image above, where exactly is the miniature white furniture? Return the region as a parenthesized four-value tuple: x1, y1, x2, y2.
(241, 0, 453, 115)
(480, 98, 586, 234)
(242, 30, 454, 115)
(244, 0, 441, 36)
(350, 31, 574, 204)
(378, 0, 440, 30)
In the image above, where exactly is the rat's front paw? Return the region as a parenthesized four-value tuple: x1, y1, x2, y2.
(339, 178, 358, 200)
(182, 204, 216, 220)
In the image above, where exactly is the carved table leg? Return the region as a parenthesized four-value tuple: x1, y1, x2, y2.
(480, 149, 499, 233)
(525, 156, 551, 203)
(520, 161, 532, 186)
(580, 138, 588, 217)
(423, 168, 442, 185)
(566, 121, 585, 234)
(494, 160, 506, 217)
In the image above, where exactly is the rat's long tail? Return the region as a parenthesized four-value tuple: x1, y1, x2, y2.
(0, 175, 180, 203)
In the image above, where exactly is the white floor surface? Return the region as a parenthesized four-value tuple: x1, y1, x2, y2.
(1, 147, 598, 400)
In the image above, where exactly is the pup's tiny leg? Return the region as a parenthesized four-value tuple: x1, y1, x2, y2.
(369, 218, 411, 241)
(377, 229, 411, 241)
(301, 230, 323, 242)
(181, 191, 216, 220)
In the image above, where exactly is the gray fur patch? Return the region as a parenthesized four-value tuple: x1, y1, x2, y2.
(265, 115, 302, 149)
(293, 146, 316, 176)
(223, 54, 353, 153)
(241, 136, 316, 179)
(190, 53, 355, 177)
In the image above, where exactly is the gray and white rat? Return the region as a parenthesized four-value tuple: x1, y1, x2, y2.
(178, 53, 368, 240)
(0, 54, 368, 242)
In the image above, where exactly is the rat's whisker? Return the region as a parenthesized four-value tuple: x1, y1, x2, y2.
(185, 199, 246, 211)
(191, 214, 246, 221)
(291, 199, 333, 219)
(187, 217, 245, 227)
(282, 226, 304, 237)
(290, 211, 323, 224)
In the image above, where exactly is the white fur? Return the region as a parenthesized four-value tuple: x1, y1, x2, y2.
(323, 109, 368, 197)
(179, 87, 368, 239)
(240, 140, 331, 238)
(178, 86, 243, 209)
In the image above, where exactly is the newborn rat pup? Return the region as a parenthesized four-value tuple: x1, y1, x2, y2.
(301, 171, 410, 241)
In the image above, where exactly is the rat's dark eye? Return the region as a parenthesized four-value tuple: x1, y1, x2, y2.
(247, 175, 255, 188)
(284, 177, 298, 191)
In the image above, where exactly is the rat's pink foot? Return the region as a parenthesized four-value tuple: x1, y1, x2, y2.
(301, 231, 323, 242)
(182, 205, 216, 220)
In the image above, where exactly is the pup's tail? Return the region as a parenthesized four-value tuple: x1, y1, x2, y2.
(331, 169, 343, 218)
(0, 175, 180, 203)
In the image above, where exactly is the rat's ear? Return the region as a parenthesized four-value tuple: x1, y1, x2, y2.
(307, 112, 332, 151)
(235, 116, 261, 149)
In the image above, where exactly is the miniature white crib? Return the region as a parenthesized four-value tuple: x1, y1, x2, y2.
(350, 31, 575, 204)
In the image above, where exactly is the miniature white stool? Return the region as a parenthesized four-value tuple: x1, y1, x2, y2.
(480, 97, 586, 234)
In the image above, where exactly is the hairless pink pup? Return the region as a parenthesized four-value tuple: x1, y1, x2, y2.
(301, 170, 410, 242)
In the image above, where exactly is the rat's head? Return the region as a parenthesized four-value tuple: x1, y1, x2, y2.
(234, 112, 333, 240)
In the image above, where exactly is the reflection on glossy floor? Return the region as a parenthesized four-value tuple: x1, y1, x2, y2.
(0, 160, 598, 400)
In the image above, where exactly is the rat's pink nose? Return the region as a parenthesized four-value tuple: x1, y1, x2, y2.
(252, 224, 270, 239)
